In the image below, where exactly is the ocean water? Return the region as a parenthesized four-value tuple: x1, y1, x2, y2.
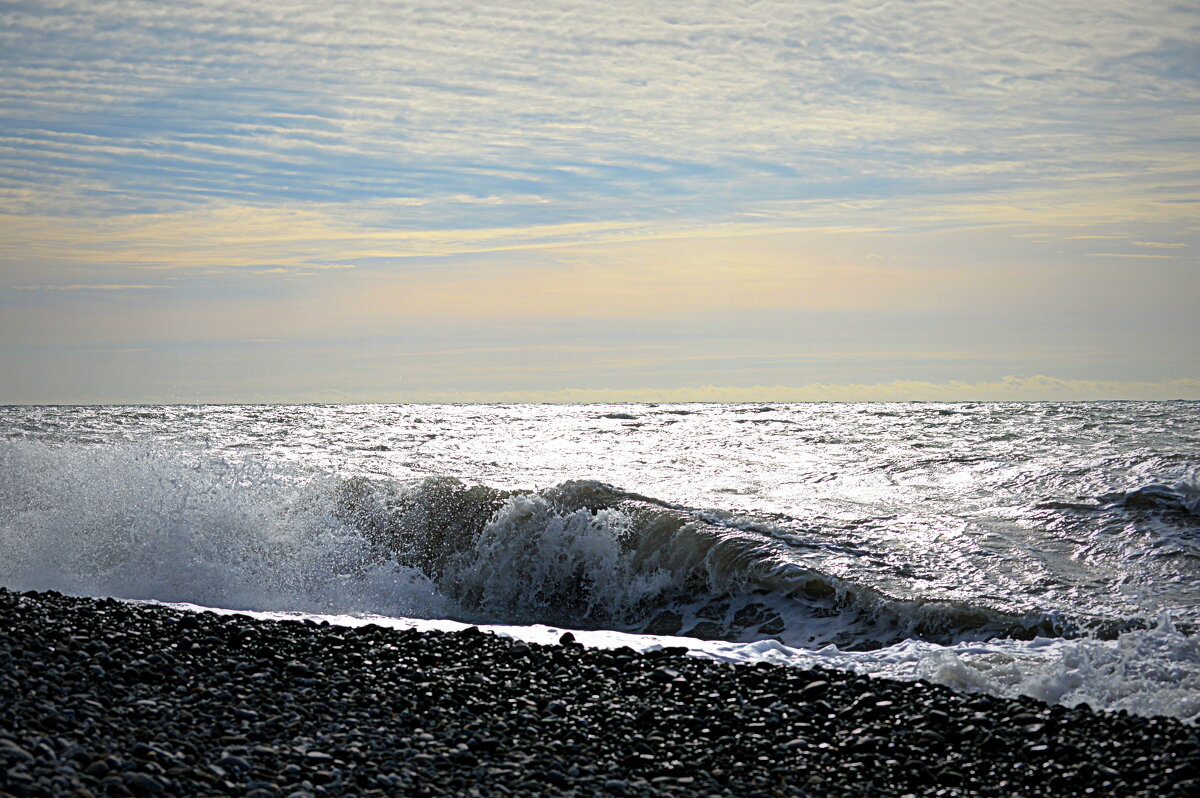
(2, 402, 1198, 721)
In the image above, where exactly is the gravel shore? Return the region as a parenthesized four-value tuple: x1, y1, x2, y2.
(2, 588, 1197, 797)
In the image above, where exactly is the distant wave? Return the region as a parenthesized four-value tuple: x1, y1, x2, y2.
(1101, 478, 1200, 517)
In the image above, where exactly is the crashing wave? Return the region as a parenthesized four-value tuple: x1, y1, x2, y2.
(0, 441, 1153, 650)
(330, 476, 1109, 649)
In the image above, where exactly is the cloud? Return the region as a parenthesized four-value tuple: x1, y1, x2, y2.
(1086, 252, 1177, 259)
(11, 283, 167, 291)
(3, 3, 1197, 266)
(1, 0, 1196, 230)
(396, 376, 1200, 404)
(2, 1, 1198, 403)
(74, 347, 150, 354)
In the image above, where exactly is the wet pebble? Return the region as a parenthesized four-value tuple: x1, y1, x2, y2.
(0, 587, 1195, 797)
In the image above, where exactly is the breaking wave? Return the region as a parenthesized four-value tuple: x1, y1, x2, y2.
(0, 441, 1161, 651)
(330, 475, 1097, 648)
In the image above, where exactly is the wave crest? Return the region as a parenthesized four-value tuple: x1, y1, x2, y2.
(330, 475, 1097, 648)
(1108, 480, 1200, 516)
(0, 442, 1145, 649)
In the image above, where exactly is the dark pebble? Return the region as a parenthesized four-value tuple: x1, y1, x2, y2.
(126, 773, 164, 795)
(0, 587, 1195, 798)
(215, 755, 251, 771)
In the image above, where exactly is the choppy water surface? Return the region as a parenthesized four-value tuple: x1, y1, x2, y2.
(2, 403, 1198, 720)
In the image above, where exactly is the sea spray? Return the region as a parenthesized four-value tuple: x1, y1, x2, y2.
(0, 441, 447, 617)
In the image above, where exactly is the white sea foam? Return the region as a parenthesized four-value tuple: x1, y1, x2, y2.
(907, 615, 1200, 721)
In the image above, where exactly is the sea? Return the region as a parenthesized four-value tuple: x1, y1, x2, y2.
(2, 402, 1198, 722)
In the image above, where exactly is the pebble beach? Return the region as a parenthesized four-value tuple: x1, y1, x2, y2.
(3, 588, 1197, 797)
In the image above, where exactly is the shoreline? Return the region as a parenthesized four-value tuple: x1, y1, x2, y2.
(2, 588, 1197, 796)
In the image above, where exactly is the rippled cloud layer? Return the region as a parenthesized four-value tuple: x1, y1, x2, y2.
(1, 0, 1197, 401)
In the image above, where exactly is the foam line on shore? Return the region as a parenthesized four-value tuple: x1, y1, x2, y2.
(155, 599, 1200, 724)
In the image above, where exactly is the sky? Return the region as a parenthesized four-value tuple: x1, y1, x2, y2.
(1, 0, 1198, 403)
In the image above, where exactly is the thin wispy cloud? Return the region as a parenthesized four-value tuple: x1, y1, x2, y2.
(2, 0, 1197, 226)
(12, 284, 168, 291)
(1086, 252, 1177, 259)
(392, 377, 1200, 405)
(1, 1, 1197, 402)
